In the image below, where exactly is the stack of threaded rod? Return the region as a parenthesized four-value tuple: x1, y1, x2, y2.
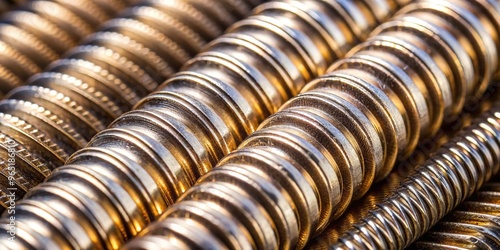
(123, 0, 500, 249)
(0, 0, 263, 214)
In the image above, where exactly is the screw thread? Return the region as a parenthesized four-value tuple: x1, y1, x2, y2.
(0, 0, 134, 97)
(413, 175, 500, 249)
(121, 1, 500, 249)
(334, 104, 500, 249)
(0, 0, 396, 249)
(0, 0, 261, 216)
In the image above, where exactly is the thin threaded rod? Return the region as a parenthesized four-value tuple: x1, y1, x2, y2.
(412, 176, 500, 249)
(306, 83, 500, 249)
(333, 101, 500, 249)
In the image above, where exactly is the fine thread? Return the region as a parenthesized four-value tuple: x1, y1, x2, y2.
(334, 105, 500, 249)
(413, 176, 500, 249)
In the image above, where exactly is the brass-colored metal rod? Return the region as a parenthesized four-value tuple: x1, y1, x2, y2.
(333, 99, 500, 249)
(413, 175, 500, 249)
(306, 83, 500, 248)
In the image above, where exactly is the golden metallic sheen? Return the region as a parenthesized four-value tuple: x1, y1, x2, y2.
(332, 99, 500, 249)
(122, 0, 500, 249)
(415, 177, 500, 249)
(0, 0, 132, 97)
(0, 0, 497, 250)
(0, 0, 262, 213)
(306, 82, 500, 249)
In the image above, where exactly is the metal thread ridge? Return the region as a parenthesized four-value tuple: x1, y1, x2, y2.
(0, 0, 133, 97)
(305, 83, 500, 249)
(333, 102, 500, 249)
(120, 0, 500, 249)
(413, 175, 500, 249)
(0, 0, 262, 214)
(0, 0, 401, 249)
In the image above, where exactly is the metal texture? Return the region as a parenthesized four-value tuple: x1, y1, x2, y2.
(0, 0, 403, 249)
(306, 83, 500, 249)
(413, 176, 500, 249)
(0, 0, 134, 97)
(0, 0, 262, 214)
(319, 94, 500, 250)
(119, 0, 500, 249)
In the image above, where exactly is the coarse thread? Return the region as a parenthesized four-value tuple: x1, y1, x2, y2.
(0, 0, 261, 216)
(119, 0, 500, 249)
(331, 102, 500, 249)
(306, 83, 500, 249)
(412, 176, 500, 249)
(0, 0, 134, 97)
(0, 1, 402, 249)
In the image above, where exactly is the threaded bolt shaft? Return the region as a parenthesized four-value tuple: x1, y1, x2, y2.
(0, 0, 400, 249)
(413, 176, 500, 249)
(0, 0, 262, 213)
(333, 102, 500, 249)
(121, 1, 500, 249)
(0, 0, 134, 97)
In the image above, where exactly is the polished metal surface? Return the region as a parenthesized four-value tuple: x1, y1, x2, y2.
(0, 0, 134, 97)
(331, 98, 500, 249)
(0, 0, 262, 214)
(413, 176, 500, 249)
(0, 0, 497, 249)
(120, 0, 500, 249)
(306, 83, 500, 249)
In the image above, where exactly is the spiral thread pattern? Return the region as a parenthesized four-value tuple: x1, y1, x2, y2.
(0, 0, 134, 97)
(0, 0, 399, 249)
(413, 176, 500, 249)
(333, 103, 500, 249)
(118, 0, 500, 249)
(0, 0, 262, 213)
(305, 83, 500, 249)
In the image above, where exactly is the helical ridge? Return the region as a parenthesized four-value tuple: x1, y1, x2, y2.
(0, 0, 262, 213)
(120, 0, 500, 249)
(305, 82, 500, 249)
(334, 103, 500, 249)
(0, 0, 401, 249)
(413, 175, 500, 249)
(0, 0, 134, 97)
